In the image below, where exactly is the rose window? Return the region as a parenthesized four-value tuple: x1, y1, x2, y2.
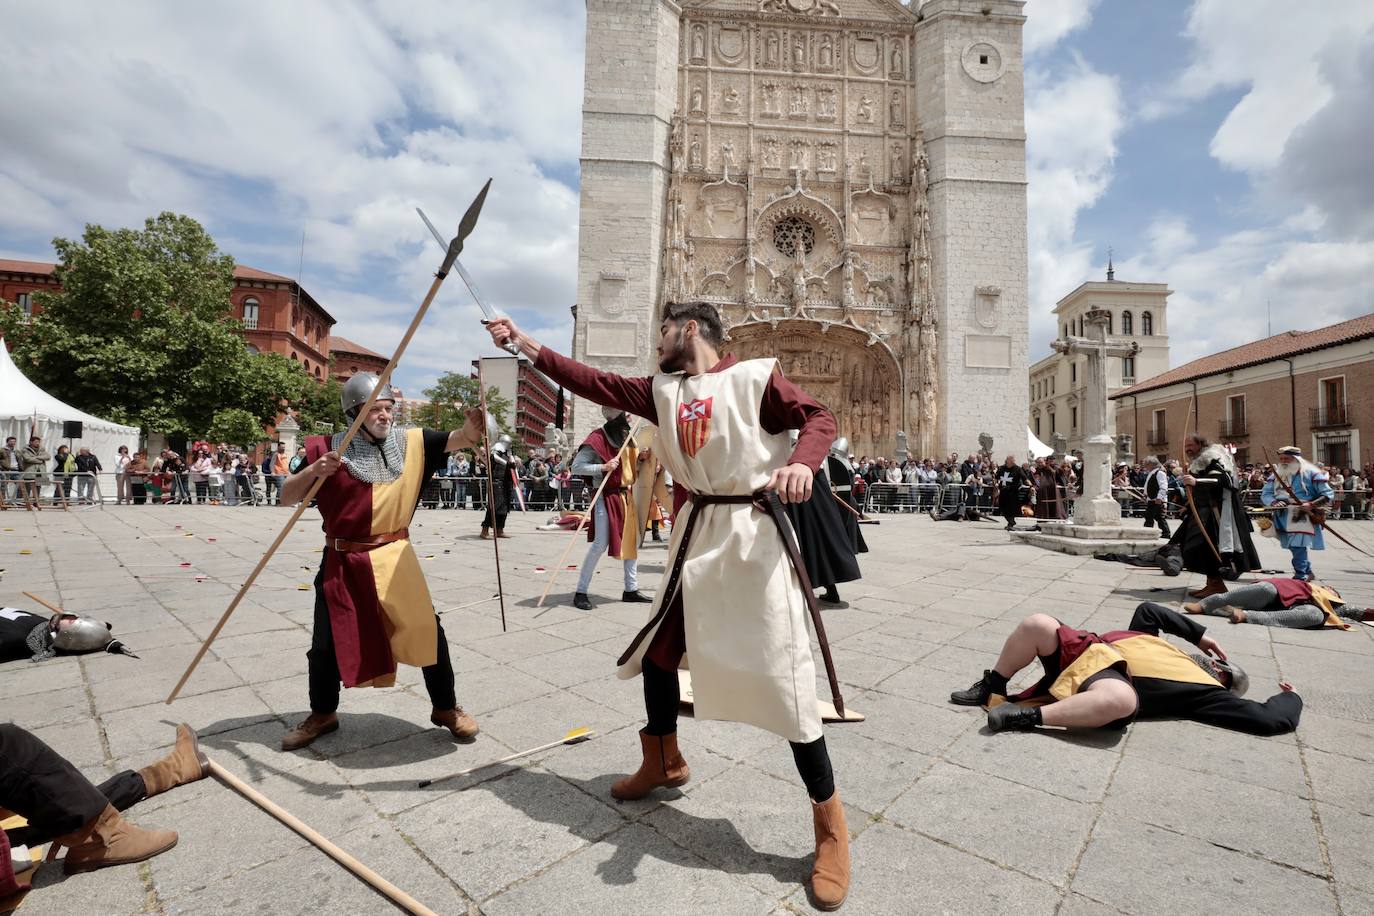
(772, 216, 815, 258)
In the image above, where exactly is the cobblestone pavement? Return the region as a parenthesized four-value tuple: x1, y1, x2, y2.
(3, 505, 1372, 915)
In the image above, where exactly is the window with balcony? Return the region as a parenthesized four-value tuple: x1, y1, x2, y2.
(16, 292, 32, 316)
(1221, 395, 1247, 438)
(1121, 355, 1135, 383)
(1312, 377, 1348, 428)
(242, 297, 260, 330)
(1141, 311, 1153, 335)
(1148, 409, 1167, 446)
(1121, 310, 1133, 335)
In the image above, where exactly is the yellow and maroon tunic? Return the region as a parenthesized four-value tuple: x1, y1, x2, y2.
(305, 427, 448, 688)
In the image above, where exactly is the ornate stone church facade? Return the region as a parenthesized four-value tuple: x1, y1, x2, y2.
(573, 0, 1028, 458)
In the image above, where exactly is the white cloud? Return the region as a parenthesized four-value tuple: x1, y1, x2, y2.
(0, 0, 585, 394)
(1142, 0, 1374, 172)
(1022, 0, 1102, 56)
(1024, 53, 1123, 358)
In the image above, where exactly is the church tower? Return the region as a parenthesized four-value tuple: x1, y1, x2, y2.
(573, 0, 1028, 457)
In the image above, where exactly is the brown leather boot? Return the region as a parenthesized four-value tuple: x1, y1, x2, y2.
(137, 724, 209, 797)
(810, 791, 851, 911)
(1188, 577, 1227, 598)
(431, 706, 480, 739)
(610, 730, 690, 800)
(496, 529, 511, 539)
(281, 712, 339, 751)
(52, 804, 177, 874)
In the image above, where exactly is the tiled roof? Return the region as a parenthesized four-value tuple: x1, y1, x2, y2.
(1113, 311, 1374, 398)
(328, 335, 386, 361)
(1, 257, 293, 284)
(0, 258, 57, 276)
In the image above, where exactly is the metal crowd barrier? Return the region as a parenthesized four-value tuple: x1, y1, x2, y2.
(1, 471, 104, 510)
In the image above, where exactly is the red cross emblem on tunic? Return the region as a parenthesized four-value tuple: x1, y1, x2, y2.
(677, 397, 713, 458)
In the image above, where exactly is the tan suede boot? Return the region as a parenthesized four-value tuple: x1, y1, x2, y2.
(52, 804, 178, 874)
(810, 791, 851, 911)
(610, 730, 690, 800)
(431, 706, 480, 739)
(281, 712, 339, 751)
(137, 724, 209, 798)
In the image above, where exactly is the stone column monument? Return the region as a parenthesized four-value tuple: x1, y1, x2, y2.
(1014, 308, 1159, 555)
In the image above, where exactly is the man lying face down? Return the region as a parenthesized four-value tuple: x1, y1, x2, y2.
(950, 602, 1301, 737)
(0, 606, 138, 663)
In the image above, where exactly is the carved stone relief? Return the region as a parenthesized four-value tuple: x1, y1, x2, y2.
(715, 25, 746, 65)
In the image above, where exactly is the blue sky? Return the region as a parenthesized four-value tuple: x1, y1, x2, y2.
(2, 0, 1372, 395)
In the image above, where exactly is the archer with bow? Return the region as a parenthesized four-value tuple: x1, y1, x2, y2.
(1261, 446, 1335, 582)
(1170, 433, 1260, 599)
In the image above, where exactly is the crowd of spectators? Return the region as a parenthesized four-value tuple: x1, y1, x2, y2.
(5, 429, 1371, 523)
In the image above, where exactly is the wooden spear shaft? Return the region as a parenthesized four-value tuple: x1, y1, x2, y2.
(207, 760, 437, 916)
(165, 271, 449, 705)
(535, 418, 644, 608)
(477, 359, 507, 632)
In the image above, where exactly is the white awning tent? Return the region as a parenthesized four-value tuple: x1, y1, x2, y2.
(1028, 427, 1054, 459)
(0, 339, 140, 465)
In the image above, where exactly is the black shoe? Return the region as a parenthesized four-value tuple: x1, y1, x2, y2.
(987, 703, 1040, 733)
(621, 590, 653, 603)
(950, 670, 1007, 707)
(573, 593, 593, 611)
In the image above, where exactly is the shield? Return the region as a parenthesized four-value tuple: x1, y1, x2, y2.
(677, 397, 713, 458)
(852, 37, 880, 72)
(717, 26, 744, 61)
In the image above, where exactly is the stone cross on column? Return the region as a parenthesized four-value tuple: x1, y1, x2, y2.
(1051, 308, 1139, 526)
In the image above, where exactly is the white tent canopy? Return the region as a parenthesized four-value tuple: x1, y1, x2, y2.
(0, 339, 140, 466)
(1028, 427, 1054, 459)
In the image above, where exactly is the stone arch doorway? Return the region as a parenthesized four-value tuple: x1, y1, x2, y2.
(725, 320, 900, 460)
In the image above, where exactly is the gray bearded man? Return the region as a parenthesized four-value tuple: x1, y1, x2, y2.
(486, 302, 853, 910)
(1167, 435, 1260, 598)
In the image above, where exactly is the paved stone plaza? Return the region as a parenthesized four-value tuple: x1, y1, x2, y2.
(3, 505, 1372, 915)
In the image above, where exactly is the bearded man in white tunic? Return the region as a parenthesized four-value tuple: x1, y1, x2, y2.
(485, 302, 852, 910)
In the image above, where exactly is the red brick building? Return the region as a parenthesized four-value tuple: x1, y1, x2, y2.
(1, 259, 335, 378)
(328, 335, 389, 381)
(1113, 312, 1374, 471)
(473, 356, 562, 450)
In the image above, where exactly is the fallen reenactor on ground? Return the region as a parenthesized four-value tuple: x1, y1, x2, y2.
(950, 602, 1302, 736)
(0, 605, 139, 663)
(0, 722, 207, 887)
(1183, 577, 1373, 629)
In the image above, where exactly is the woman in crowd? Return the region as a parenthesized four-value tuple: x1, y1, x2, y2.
(114, 445, 131, 505)
(52, 445, 75, 503)
(189, 448, 212, 504)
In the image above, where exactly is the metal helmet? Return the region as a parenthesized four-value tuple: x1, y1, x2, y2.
(1190, 652, 1249, 697)
(601, 405, 627, 423)
(340, 373, 397, 419)
(491, 434, 513, 457)
(829, 437, 851, 461)
(52, 615, 114, 653)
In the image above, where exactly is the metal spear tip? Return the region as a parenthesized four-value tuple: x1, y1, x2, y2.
(440, 178, 493, 275)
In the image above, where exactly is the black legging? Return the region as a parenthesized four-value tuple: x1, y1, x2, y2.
(641, 658, 835, 802)
(0, 723, 147, 846)
(306, 560, 457, 713)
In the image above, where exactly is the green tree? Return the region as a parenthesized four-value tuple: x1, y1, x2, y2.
(205, 408, 267, 448)
(0, 213, 254, 437)
(293, 375, 347, 436)
(422, 371, 515, 448)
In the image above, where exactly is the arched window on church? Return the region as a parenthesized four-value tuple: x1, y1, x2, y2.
(1142, 311, 1153, 335)
(1122, 311, 1133, 335)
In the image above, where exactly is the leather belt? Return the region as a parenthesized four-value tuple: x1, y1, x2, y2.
(329, 527, 410, 553)
(616, 490, 845, 717)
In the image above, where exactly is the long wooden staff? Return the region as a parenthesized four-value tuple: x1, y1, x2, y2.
(1177, 397, 1224, 566)
(476, 359, 507, 632)
(207, 760, 437, 916)
(536, 417, 645, 607)
(165, 180, 492, 705)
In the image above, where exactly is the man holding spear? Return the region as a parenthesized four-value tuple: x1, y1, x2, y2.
(278, 375, 489, 751)
(486, 302, 854, 911)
